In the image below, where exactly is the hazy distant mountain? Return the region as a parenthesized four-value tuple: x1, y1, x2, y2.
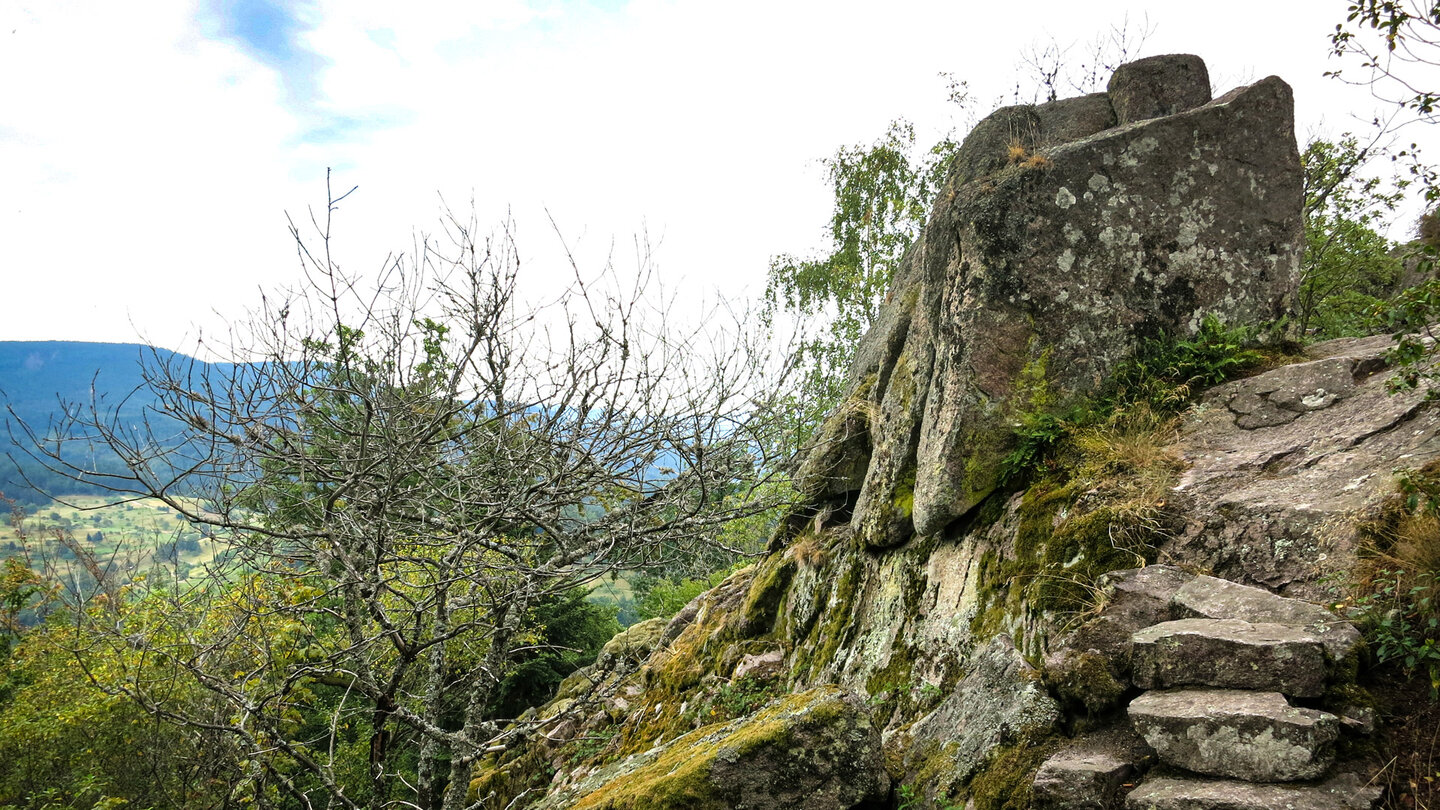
(0, 341, 213, 505)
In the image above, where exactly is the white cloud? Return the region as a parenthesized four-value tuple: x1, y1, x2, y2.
(0, 0, 1432, 352)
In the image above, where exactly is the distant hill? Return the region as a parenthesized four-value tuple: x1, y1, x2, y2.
(0, 341, 217, 506)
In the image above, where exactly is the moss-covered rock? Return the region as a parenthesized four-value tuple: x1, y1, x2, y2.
(899, 635, 1060, 799)
(531, 687, 888, 810)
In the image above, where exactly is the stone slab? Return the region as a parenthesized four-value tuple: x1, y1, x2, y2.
(1128, 689, 1338, 782)
(1131, 618, 1328, 696)
(1125, 773, 1380, 810)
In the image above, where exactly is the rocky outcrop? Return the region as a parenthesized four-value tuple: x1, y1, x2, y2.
(468, 55, 1422, 810)
(804, 54, 1303, 548)
(1168, 333, 1440, 595)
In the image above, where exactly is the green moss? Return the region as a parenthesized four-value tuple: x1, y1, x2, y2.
(901, 738, 963, 806)
(969, 472, 1162, 652)
(1042, 650, 1127, 723)
(891, 351, 916, 412)
(468, 746, 554, 810)
(893, 468, 917, 519)
(572, 689, 843, 810)
(792, 560, 864, 682)
(964, 737, 1060, 810)
(741, 556, 797, 637)
(1014, 348, 1056, 412)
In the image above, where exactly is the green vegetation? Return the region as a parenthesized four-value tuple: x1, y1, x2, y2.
(1298, 135, 1407, 339)
(764, 95, 966, 446)
(999, 314, 1262, 487)
(1344, 460, 1440, 695)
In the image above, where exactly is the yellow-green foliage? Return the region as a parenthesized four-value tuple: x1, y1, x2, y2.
(1343, 459, 1440, 693)
(0, 610, 233, 808)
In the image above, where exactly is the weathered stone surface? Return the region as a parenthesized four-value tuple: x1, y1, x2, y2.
(1128, 689, 1338, 782)
(794, 401, 871, 499)
(904, 71, 1301, 538)
(949, 104, 1045, 184)
(1170, 575, 1363, 664)
(1125, 773, 1381, 810)
(1036, 92, 1118, 145)
(1167, 334, 1440, 594)
(531, 687, 888, 810)
(1108, 54, 1212, 124)
(901, 635, 1060, 792)
(1105, 566, 1194, 626)
(1206, 358, 1358, 429)
(1131, 618, 1329, 696)
(599, 617, 668, 667)
(733, 649, 785, 680)
(1033, 749, 1139, 810)
(800, 55, 1307, 546)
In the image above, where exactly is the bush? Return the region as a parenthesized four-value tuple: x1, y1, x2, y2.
(1342, 460, 1440, 697)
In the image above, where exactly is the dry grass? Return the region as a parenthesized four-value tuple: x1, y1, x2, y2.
(790, 533, 826, 568)
(1068, 404, 1185, 509)
(1347, 461, 1440, 809)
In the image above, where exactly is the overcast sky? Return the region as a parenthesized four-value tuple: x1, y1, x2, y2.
(1, 1, 1433, 354)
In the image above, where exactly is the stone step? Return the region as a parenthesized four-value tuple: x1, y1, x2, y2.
(1171, 575, 1363, 664)
(1131, 618, 1328, 696)
(1128, 689, 1338, 782)
(1125, 773, 1380, 810)
(1032, 749, 1139, 810)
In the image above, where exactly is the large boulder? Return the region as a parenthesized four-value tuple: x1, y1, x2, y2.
(1107, 54, 1212, 124)
(809, 54, 1303, 547)
(531, 687, 889, 810)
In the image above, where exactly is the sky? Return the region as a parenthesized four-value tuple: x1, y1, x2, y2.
(1, 0, 1434, 355)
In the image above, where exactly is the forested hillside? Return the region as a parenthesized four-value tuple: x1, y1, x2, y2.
(0, 342, 225, 505)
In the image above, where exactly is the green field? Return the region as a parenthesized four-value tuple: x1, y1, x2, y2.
(1, 494, 226, 581)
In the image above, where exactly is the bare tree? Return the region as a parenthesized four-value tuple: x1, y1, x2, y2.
(14, 179, 798, 810)
(1012, 14, 1154, 104)
(1330, 0, 1440, 128)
